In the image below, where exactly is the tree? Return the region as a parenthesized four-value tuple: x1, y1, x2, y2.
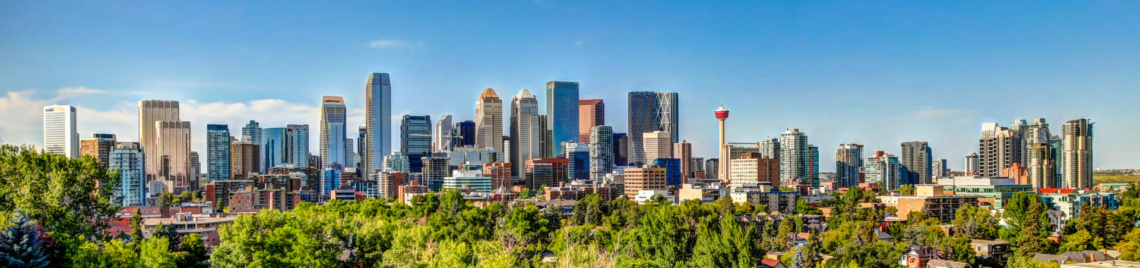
(0, 212, 52, 268)
(140, 237, 178, 268)
(1116, 228, 1140, 261)
(1059, 230, 1093, 253)
(178, 233, 208, 267)
(943, 234, 976, 264)
(129, 209, 144, 249)
(791, 246, 806, 268)
(1015, 200, 1051, 257)
(898, 185, 915, 196)
(951, 203, 999, 240)
(0, 145, 121, 240)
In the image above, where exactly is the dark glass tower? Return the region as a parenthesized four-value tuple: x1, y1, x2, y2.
(546, 81, 580, 156)
(401, 115, 432, 172)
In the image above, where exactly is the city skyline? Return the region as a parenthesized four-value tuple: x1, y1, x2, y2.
(2, 1, 1138, 171)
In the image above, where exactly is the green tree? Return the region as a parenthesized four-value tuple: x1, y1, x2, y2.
(943, 234, 975, 264)
(898, 185, 915, 196)
(1115, 228, 1140, 261)
(1014, 200, 1051, 257)
(140, 237, 178, 268)
(951, 203, 999, 240)
(177, 233, 208, 267)
(0, 145, 121, 240)
(0, 212, 52, 267)
(129, 209, 144, 249)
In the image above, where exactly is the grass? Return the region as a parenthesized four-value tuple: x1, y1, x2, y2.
(1094, 175, 1140, 183)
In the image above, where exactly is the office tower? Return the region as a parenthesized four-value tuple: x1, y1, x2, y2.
(546, 81, 580, 156)
(730, 153, 779, 189)
(808, 145, 819, 186)
(1010, 119, 1029, 164)
(482, 163, 512, 189)
(358, 125, 367, 168)
(589, 126, 614, 182)
(565, 143, 590, 180)
(80, 133, 116, 167)
(206, 124, 231, 181)
(642, 131, 673, 163)
(382, 152, 410, 174)
(434, 115, 453, 152)
(778, 128, 809, 184)
(43, 105, 79, 158)
(613, 133, 628, 166)
(188, 151, 200, 180)
(965, 153, 979, 175)
(673, 140, 692, 184)
(538, 114, 550, 158)
(262, 128, 286, 171)
(321, 169, 340, 200)
(139, 100, 179, 182)
(321, 96, 348, 172)
(155, 121, 191, 192)
(400, 115, 432, 172)
(526, 158, 569, 190)
(979, 123, 1023, 177)
(345, 138, 355, 170)
(1049, 136, 1063, 183)
(231, 138, 260, 179)
(455, 120, 476, 147)
(932, 159, 947, 179)
(627, 91, 680, 166)
(365, 73, 393, 182)
(242, 119, 262, 159)
(579, 99, 604, 144)
(690, 157, 705, 179)
(511, 89, 542, 177)
(901, 141, 932, 184)
(109, 143, 145, 206)
(1026, 143, 1057, 189)
(864, 151, 904, 191)
(759, 138, 780, 158)
(286, 124, 310, 168)
(1025, 118, 1051, 144)
(653, 158, 682, 187)
(624, 166, 667, 197)
(715, 105, 729, 183)
(835, 144, 864, 188)
(1062, 119, 1094, 189)
(475, 88, 504, 153)
(705, 158, 719, 181)
(422, 157, 450, 191)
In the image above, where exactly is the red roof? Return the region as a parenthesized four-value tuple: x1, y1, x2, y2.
(1040, 188, 1076, 194)
(761, 259, 782, 267)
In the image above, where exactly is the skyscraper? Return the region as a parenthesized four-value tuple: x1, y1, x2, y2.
(511, 89, 542, 177)
(965, 153, 979, 175)
(242, 119, 262, 149)
(434, 115, 453, 152)
(778, 128, 809, 184)
(705, 158, 719, 181)
(835, 144, 864, 188)
(206, 124, 231, 181)
(475, 88, 504, 153)
(1026, 143, 1057, 189)
(932, 158, 948, 179)
(156, 121, 191, 192)
(546, 81, 580, 156)
(365, 73, 392, 181)
(626, 91, 680, 166)
(109, 143, 145, 206)
(189, 151, 199, 180)
(864, 151, 904, 191)
(730, 153, 779, 189)
(642, 131, 672, 163)
(456, 120, 476, 147)
(80, 133, 116, 168)
(759, 138, 780, 158)
(613, 133, 628, 167)
(320, 96, 348, 172)
(139, 100, 179, 182)
(400, 115, 432, 172)
(673, 140, 692, 184)
(43, 105, 78, 158)
(565, 143, 590, 180)
(979, 122, 1022, 177)
(286, 124, 309, 167)
(382, 152, 410, 174)
(808, 145, 819, 187)
(263, 127, 286, 171)
(1062, 118, 1093, 189)
(900, 141, 932, 184)
(589, 126, 614, 182)
(230, 138, 260, 179)
(578, 99, 604, 144)
(345, 138, 355, 170)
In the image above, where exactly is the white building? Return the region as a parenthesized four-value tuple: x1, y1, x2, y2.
(43, 105, 78, 158)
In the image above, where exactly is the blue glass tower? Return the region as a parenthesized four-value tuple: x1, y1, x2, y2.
(400, 115, 432, 172)
(366, 73, 392, 181)
(321, 97, 347, 173)
(322, 168, 341, 199)
(653, 158, 682, 187)
(456, 120, 476, 147)
(206, 124, 231, 181)
(627, 91, 679, 166)
(262, 127, 286, 171)
(546, 81, 579, 156)
(565, 143, 590, 180)
(286, 124, 309, 167)
(109, 145, 145, 206)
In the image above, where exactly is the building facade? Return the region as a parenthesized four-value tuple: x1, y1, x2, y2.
(626, 91, 679, 166)
(400, 115, 432, 172)
(642, 131, 672, 164)
(835, 144, 864, 188)
(673, 140, 692, 184)
(1062, 118, 1093, 189)
(546, 81, 580, 156)
(589, 126, 615, 182)
(206, 124, 231, 181)
(565, 143, 590, 180)
(475, 88, 504, 153)
(510, 89, 542, 177)
(729, 153, 780, 189)
(230, 138, 260, 180)
(979, 123, 1022, 177)
(80, 133, 117, 168)
(43, 105, 79, 158)
(778, 128, 809, 184)
(365, 73, 393, 182)
(624, 166, 668, 197)
(901, 141, 932, 184)
(578, 99, 604, 144)
(286, 124, 309, 168)
(156, 121, 192, 192)
(320, 96, 348, 172)
(109, 144, 146, 206)
(139, 100, 180, 182)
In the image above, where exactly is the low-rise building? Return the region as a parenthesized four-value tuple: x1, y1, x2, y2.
(1040, 189, 1118, 222)
(678, 182, 724, 204)
(971, 239, 1012, 264)
(634, 189, 676, 205)
(729, 183, 798, 213)
(897, 185, 979, 222)
(935, 176, 1032, 208)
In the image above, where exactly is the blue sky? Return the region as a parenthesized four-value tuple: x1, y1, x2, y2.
(2, 1, 1137, 170)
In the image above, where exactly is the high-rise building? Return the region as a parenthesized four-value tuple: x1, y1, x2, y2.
(455, 120, 476, 147)
(43, 105, 79, 158)
(979, 122, 1022, 177)
(759, 138, 780, 159)
(189, 151, 199, 180)
(1025, 118, 1051, 145)
(475, 88, 504, 153)
(483, 162, 512, 189)
(382, 152, 410, 174)
(901, 141, 932, 184)
(1026, 143, 1057, 189)
(613, 133, 628, 166)
(673, 140, 692, 184)
(422, 157, 450, 191)
(400, 115, 432, 172)
(139, 100, 179, 182)
(286, 124, 309, 167)
(242, 120, 262, 156)
(206, 124, 231, 181)
(864, 151, 904, 191)
(80, 133, 116, 167)
(705, 158, 719, 181)
(690, 157, 705, 179)
(565, 143, 590, 180)
(365, 73, 393, 182)
(589, 126, 614, 182)
(262, 128, 286, 172)
(965, 153, 979, 175)
(320, 96, 348, 172)
(653, 158, 682, 187)
(932, 158, 948, 179)
(1010, 119, 1029, 164)
(511, 89, 542, 177)
(715, 105, 729, 183)
(1062, 119, 1093, 189)
(642, 131, 672, 163)
(546, 81, 580, 156)
(835, 144, 864, 188)
(231, 138, 260, 179)
(808, 145, 819, 187)
(1049, 136, 1063, 185)
(526, 158, 569, 190)
(109, 143, 145, 206)
(358, 125, 367, 169)
(434, 115, 453, 152)
(778, 128, 809, 184)
(729, 153, 779, 189)
(345, 138, 355, 170)
(156, 121, 191, 192)
(578, 99, 604, 144)
(627, 91, 680, 166)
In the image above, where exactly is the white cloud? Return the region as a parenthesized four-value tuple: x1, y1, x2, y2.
(368, 39, 420, 49)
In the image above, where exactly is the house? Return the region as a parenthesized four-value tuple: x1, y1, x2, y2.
(1060, 260, 1140, 268)
(902, 245, 938, 268)
(760, 259, 787, 268)
(927, 259, 971, 268)
(971, 239, 1012, 264)
(1035, 250, 1116, 265)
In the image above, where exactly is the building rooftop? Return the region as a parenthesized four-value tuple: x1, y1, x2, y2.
(936, 176, 1022, 186)
(1058, 260, 1140, 268)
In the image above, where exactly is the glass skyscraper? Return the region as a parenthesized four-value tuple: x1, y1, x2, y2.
(109, 144, 145, 206)
(546, 81, 579, 156)
(400, 115, 432, 172)
(626, 91, 679, 166)
(286, 124, 309, 167)
(206, 124, 231, 181)
(321, 96, 347, 172)
(456, 120, 476, 147)
(262, 127, 286, 171)
(589, 126, 614, 181)
(565, 143, 590, 180)
(366, 73, 392, 181)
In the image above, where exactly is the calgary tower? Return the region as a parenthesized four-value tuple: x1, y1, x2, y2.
(715, 105, 729, 181)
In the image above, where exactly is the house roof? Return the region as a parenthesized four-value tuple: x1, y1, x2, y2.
(760, 259, 783, 268)
(970, 239, 1009, 245)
